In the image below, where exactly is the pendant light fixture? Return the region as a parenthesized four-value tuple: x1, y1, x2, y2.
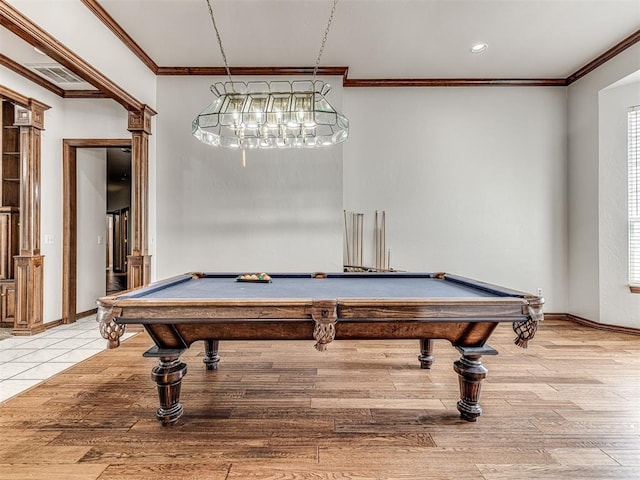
(192, 0, 349, 150)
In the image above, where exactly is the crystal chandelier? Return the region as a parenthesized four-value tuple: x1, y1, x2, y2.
(192, 0, 349, 150)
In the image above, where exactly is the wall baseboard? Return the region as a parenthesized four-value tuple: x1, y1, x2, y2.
(44, 319, 63, 330)
(76, 308, 98, 320)
(545, 312, 640, 336)
(567, 314, 640, 336)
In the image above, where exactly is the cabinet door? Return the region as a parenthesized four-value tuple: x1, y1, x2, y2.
(0, 213, 9, 279)
(1, 281, 15, 325)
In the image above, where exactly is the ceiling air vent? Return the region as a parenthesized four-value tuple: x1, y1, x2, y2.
(27, 63, 85, 85)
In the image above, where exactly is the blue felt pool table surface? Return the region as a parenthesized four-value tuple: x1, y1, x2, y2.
(119, 272, 526, 301)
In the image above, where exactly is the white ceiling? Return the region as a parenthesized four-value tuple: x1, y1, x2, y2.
(96, 0, 640, 79)
(1, 0, 639, 89)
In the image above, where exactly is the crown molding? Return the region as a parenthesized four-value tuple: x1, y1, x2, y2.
(79, 0, 158, 74)
(567, 29, 640, 85)
(343, 78, 568, 87)
(157, 66, 565, 87)
(156, 66, 350, 79)
(63, 90, 110, 99)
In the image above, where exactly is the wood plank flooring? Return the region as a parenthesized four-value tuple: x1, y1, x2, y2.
(0, 319, 639, 479)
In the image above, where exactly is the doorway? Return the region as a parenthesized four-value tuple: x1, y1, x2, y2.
(62, 139, 133, 324)
(105, 146, 131, 295)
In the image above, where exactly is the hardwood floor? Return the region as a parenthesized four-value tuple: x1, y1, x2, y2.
(0, 319, 638, 479)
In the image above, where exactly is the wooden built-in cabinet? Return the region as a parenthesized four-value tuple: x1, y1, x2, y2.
(0, 100, 20, 326)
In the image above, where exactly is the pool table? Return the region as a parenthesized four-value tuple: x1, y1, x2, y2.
(97, 272, 543, 425)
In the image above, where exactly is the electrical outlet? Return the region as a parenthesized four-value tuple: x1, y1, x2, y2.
(44, 234, 54, 244)
(537, 288, 543, 297)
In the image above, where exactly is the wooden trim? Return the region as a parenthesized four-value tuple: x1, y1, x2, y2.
(43, 318, 63, 330)
(344, 78, 567, 87)
(0, 85, 29, 108)
(567, 29, 640, 85)
(62, 142, 76, 324)
(541, 313, 568, 321)
(62, 138, 132, 324)
(532, 312, 640, 336)
(0, 53, 65, 97)
(567, 314, 640, 336)
(63, 90, 110, 99)
(76, 307, 97, 319)
(157, 66, 564, 87)
(79, 0, 158, 74)
(156, 66, 350, 78)
(62, 138, 131, 148)
(629, 285, 640, 294)
(0, 1, 144, 111)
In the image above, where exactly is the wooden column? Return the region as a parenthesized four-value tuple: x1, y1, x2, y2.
(12, 100, 49, 335)
(127, 105, 155, 288)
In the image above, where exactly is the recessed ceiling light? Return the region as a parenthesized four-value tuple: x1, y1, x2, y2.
(33, 46, 46, 55)
(470, 43, 488, 54)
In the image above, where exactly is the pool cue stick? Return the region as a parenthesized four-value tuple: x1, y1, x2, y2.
(356, 214, 359, 267)
(359, 213, 362, 267)
(360, 213, 364, 268)
(352, 213, 356, 268)
(374, 211, 378, 269)
(378, 210, 382, 270)
(381, 211, 384, 269)
(382, 210, 386, 269)
(344, 210, 350, 268)
(376, 210, 379, 270)
(352, 212, 356, 269)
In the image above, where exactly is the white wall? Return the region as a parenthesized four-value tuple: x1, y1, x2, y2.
(598, 80, 640, 327)
(1, 66, 130, 324)
(153, 76, 344, 278)
(343, 87, 568, 312)
(76, 148, 106, 313)
(568, 42, 640, 324)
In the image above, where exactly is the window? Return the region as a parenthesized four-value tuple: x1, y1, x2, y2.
(629, 106, 640, 291)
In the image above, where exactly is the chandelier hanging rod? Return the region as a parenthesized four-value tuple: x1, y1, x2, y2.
(192, 0, 349, 150)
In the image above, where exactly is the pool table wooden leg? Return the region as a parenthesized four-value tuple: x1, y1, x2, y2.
(144, 347, 188, 426)
(453, 346, 498, 422)
(418, 339, 434, 369)
(203, 339, 220, 370)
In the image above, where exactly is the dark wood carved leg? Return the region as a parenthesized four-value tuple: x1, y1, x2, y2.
(203, 339, 220, 370)
(144, 347, 187, 426)
(418, 339, 434, 369)
(453, 346, 498, 422)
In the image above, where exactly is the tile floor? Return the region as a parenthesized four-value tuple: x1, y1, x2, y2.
(0, 315, 135, 402)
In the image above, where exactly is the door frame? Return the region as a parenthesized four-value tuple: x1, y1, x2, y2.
(62, 138, 132, 324)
